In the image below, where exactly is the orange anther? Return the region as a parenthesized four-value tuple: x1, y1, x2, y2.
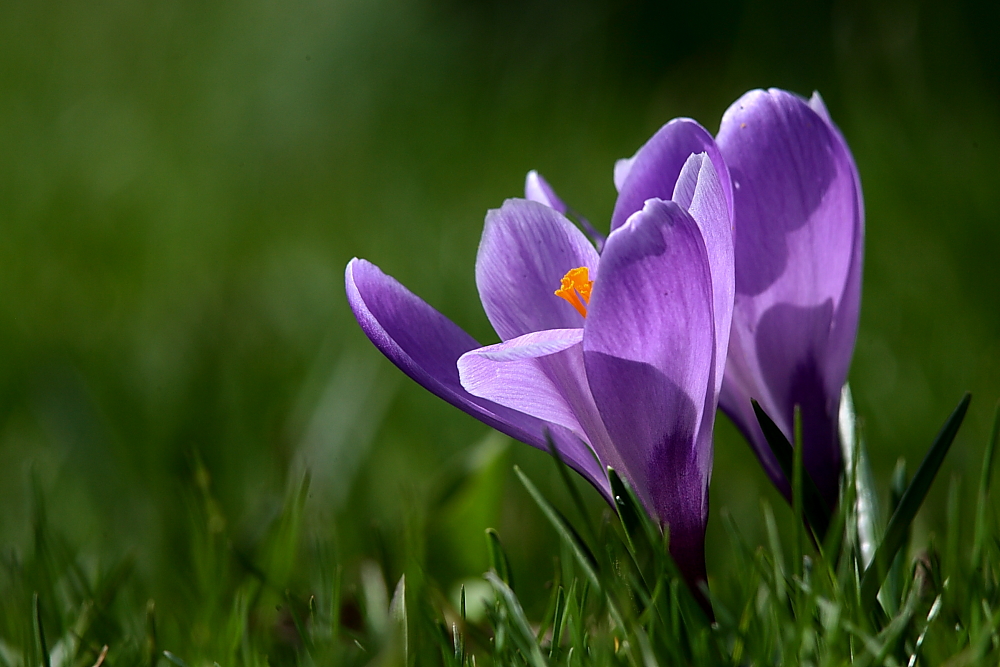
(554, 266, 593, 318)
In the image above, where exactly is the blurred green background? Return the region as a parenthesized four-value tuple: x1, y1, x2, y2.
(0, 0, 998, 643)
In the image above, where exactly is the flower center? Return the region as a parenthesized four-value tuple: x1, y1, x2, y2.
(554, 266, 593, 318)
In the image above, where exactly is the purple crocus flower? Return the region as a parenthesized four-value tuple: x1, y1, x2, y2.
(346, 119, 734, 586)
(716, 89, 864, 509)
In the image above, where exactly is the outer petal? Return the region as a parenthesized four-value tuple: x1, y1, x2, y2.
(717, 88, 863, 506)
(672, 153, 735, 398)
(583, 198, 716, 582)
(346, 258, 609, 496)
(808, 91, 865, 404)
(458, 328, 617, 462)
(610, 118, 733, 233)
(525, 170, 569, 214)
(476, 199, 599, 341)
(458, 329, 585, 437)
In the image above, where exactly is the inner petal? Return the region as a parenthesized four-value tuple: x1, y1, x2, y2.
(476, 199, 600, 341)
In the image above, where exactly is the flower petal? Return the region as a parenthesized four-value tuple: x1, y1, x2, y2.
(613, 156, 635, 192)
(524, 170, 569, 214)
(458, 329, 595, 442)
(459, 329, 619, 472)
(717, 88, 859, 309)
(346, 258, 609, 495)
(808, 91, 866, 401)
(717, 88, 863, 507)
(672, 152, 735, 398)
(583, 199, 716, 545)
(476, 199, 600, 341)
(610, 118, 733, 233)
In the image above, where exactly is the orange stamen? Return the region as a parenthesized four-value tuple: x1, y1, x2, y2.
(554, 266, 594, 318)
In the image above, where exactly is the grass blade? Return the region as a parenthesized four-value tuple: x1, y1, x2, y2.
(33, 593, 50, 667)
(841, 384, 881, 568)
(792, 405, 805, 586)
(485, 572, 549, 667)
(972, 401, 1000, 567)
(549, 586, 567, 659)
(608, 467, 660, 559)
(545, 433, 597, 543)
(514, 466, 600, 589)
(752, 399, 832, 541)
(486, 528, 514, 590)
(859, 392, 971, 612)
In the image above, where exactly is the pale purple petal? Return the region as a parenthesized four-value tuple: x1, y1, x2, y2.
(525, 170, 569, 214)
(717, 88, 857, 309)
(717, 88, 863, 507)
(807, 90, 833, 125)
(613, 156, 635, 192)
(476, 199, 599, 341)
(673, 153, 735, 398)
(809, 91, 866, 400)
(458, 329, 585, 437)
(583, 198, 716, 574)
(459, 328, 620, 475)
(346, 258, 609, 495)
(610, 118, 733, 233)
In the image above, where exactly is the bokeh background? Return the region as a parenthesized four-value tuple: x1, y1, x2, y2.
(1, 0, 998, 644)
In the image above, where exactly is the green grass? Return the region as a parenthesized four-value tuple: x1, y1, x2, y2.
(0, 1, 999, 664)
(2, 399, 998, 666)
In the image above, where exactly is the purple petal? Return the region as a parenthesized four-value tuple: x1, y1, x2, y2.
(808, 91, 866, 401)
(717, 88, 863, 506)
(613, 156, 635, 192)
(807, 90, 833, 124)
(583, 199, 716, 565)
(458, 328, 618, 464)
(346, 258, 609, 495)
(525, 170, 569, 214)
(717, 88, 858, 310)
(672, 153, 735, 398)
(458, 329, 586, 437)
(610, 118, 733, 233)
(476, 199, 599, 341)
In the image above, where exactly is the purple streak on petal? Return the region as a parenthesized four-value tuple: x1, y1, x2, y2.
(610, 118, 733, 233)
(717, 88, 863, 505)
(345, 258, 609, 496)
(525, 170, 569, 214)
(476, 199, 599, 341)
(583, 198, 716, 583)
(673, 153, 735, 398)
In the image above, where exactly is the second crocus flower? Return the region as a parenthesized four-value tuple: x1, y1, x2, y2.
(716, 89, 864, 509)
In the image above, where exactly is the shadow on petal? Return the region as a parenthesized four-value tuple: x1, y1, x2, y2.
(584, 352, 708, 582)
(755, 300, 842, 507)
